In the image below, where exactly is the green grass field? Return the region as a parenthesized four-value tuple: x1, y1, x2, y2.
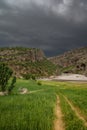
(0, 79, 87, 130)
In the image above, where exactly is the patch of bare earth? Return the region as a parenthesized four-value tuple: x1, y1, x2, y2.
(63, 95, 87, 127)
(54, 96, 65, 130)
(0, 91, 8, 96)
(19, 88, 44, 95)
(19, 88, 28, 94)
(29, 89, 44, 94)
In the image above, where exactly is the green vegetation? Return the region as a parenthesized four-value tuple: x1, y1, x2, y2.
(49, 47, 87, 75)
(0, 63, 16, 94)
(8, 76, 16, 94)
(0, 80, 56, 130)
(0, 80, 87, 130)
(37, 81, 42, 86)
(0, 63, 13, 91)
(59, 85, 87, 120)
(0, 47, 39, 51)
(20, 59, 57, 77)
(59, 94, 87, 130)
(42, 81, 87, 130)
(0, 47, 57, 77)
(22, 73, 36, 80)
(61, 66, 74, 73)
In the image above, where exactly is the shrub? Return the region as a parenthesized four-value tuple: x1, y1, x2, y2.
(23, 73, 36, 80)
(22, 74, 31, 80)
(37, 81, 42, 86)
(31, 75, 36, 81)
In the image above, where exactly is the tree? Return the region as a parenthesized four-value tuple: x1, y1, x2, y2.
(0, 63, 13, 92)
(8, 76, 16, 93)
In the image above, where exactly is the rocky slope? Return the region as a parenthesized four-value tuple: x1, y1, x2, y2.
(48, 47, 87, 76)
(0, 47, 45, 62)
(0, 47, 57, 77)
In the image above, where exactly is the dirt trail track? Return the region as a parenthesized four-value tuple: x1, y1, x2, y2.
(62, 94, 87, 127)
(29, 89, 44, 94)
(54, 96, 65, 130)
(20, 89, 44, 95)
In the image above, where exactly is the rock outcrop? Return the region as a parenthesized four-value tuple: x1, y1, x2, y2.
(0, 47, 57, 77)
(48, 47, 87, 75)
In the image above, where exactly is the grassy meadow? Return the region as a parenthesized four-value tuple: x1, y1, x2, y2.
(0, 79, 87, 130)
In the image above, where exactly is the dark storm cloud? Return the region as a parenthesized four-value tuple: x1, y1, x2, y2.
(0, 0, 87, 56)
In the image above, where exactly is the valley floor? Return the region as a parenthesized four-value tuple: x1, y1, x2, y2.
(0, 79, 87, 130)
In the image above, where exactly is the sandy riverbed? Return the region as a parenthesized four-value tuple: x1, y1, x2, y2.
(41, 74, 87, 81)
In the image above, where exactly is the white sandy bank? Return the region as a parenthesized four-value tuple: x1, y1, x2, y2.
(41, 74, 87, 81)
(54, 74, 87, 81)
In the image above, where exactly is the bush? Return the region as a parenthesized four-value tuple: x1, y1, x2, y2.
(23, 74, 36, 80)
(0, 63, 13, 92)
(31, 75, 36, 81)
(22, 74, 31, 80)
(37, 81, 42, 86)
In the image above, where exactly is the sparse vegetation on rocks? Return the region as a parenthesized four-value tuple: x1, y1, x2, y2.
(0, 47, 57, 77)
(49, 47, 87, 75)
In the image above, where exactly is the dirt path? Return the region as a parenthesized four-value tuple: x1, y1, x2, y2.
(29, 89, 44, 94)
(0, 89, 45, 96)
(20, 89, 44, 95)
(63, 95, 87, 127)
(54, 96, 65, 130)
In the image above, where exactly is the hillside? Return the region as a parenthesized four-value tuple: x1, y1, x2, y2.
(48, 47, 87, 76)
(0, 47, 57, 77)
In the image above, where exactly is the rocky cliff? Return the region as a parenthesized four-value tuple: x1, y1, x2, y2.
(0, 47, 57, 77)
(48, 47, 87, 75)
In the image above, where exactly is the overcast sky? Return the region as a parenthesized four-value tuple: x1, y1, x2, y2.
(0, 0, 87, 56)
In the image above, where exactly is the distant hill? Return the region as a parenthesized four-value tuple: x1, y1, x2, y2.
(0, 47, 57, 77)
(48, 47, 87, 76)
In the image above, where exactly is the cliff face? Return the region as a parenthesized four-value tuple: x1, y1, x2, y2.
(0, 47, 57, 77)
(48, 47, 87, 75)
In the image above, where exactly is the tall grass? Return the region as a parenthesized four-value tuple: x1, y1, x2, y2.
(8, 79, 53, 94)
(58, 84, 87, 120)
(59, 94, 87, 130)
(42, 80, 87, 130)
(0, 89, 56, 130)
(42, 81, 87, 119)
(1, 79, 87, 130)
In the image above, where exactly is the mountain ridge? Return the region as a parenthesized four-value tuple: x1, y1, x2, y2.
(0, 46, 87, 77)
(48, 47, 87, 76)
(0, 47, 57, 77)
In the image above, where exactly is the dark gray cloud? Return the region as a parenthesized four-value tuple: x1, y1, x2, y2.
(0, 0, 87, 56)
